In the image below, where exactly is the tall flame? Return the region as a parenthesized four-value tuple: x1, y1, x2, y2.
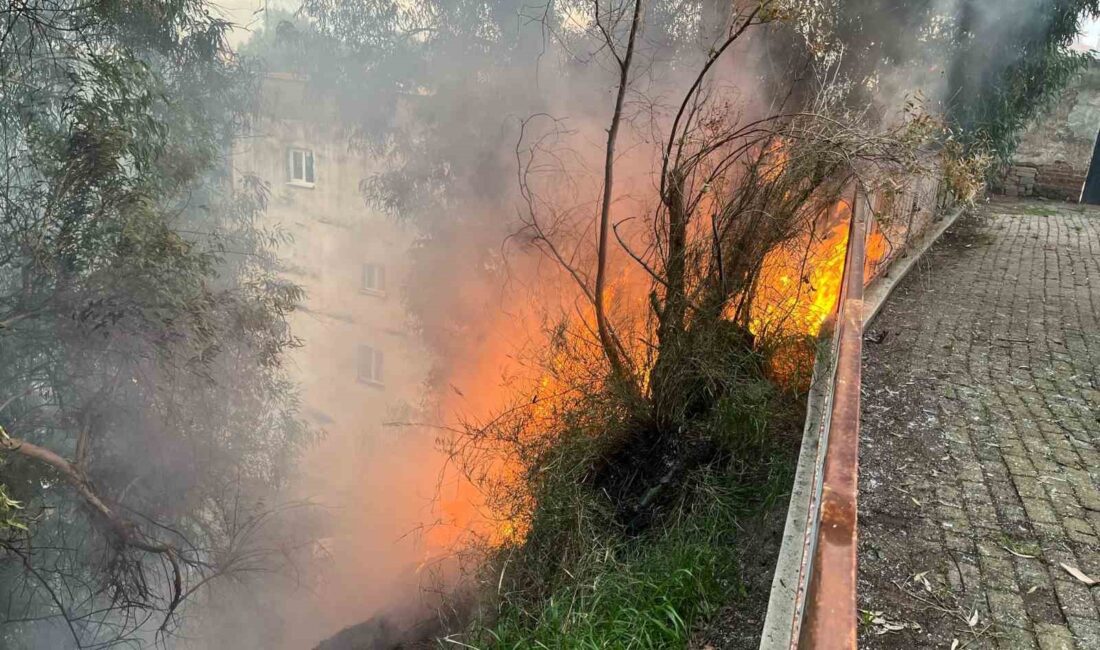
(427, 188, 893, 552)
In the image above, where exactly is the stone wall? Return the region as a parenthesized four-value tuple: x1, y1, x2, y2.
(993, 59, 1100, 202)
(997, 161, 1086, 200)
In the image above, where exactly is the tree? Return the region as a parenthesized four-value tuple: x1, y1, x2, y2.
(0, 2, 311, 647)
(819, 0, 1100, 160)
(946, 0, 1099, 160)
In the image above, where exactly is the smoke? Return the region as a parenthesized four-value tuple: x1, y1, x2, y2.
(200, 7, 753, 644)
(826, 0, 1093, 129)
(186, 1, 1094, 647)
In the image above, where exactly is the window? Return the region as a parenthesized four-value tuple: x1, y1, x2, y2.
(357, 345, 384, 385)
(288, 148, 315, 186)
(361, 263, 386, 295)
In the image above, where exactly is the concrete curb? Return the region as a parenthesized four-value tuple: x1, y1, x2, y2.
(758, 330, 839, 650)
(758, 204, 966, 650)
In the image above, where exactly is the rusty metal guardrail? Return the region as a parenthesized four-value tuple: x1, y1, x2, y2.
(797, 192, 865, 650)
(760, 179, 960, 650)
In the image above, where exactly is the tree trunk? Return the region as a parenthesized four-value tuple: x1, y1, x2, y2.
(650, 170, 690, 424)
(595, 0, 644, 396)
(1, 434, 172, 554)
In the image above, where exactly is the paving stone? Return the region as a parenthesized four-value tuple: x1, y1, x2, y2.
(1023, 585, 1067, 628)
(1087, 511, 1100, 537)
(1034, 623, 1076, 650)
(982, 555, 1022, 591)
(858, 201, 1100, 650)
(1016, 476, 1046, 498)
(1001, 505, 1032, 527)
(946, 531, 977, 553)
(1066, 616, 1100, 648)
(1033, 522, 1070, 544)
(1008, 455, 1040, 478)
(1050, 492, 1085, 520)
(1053, 580, 1098, 620)
(1022, 498, 1059, 524)
(996, 627, 1040, 650)
(1063, 518, 1099, 545)
(1042, 547, 1081, 572)
(1014, 558, 1054, 594)
(1052, 448, 1083, 470)
(990, 589, 1033, 632)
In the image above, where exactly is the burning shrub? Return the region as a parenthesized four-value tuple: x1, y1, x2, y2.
(439, 105, 939, 650)
(412, 3, 956, 644)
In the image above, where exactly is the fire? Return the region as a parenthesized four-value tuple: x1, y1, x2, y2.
(425, 186, 896, 555)
(750, 205, 851, 337)
(864, 219, 891, 282)
(750, 200, 894, 339)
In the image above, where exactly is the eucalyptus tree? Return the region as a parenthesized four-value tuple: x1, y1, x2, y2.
(0, 2, 311, 647)
(818, 0, 1100, 160)
(945, 0, 1099, 160)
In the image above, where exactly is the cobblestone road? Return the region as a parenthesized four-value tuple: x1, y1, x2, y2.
(857, 199, 1100, 650)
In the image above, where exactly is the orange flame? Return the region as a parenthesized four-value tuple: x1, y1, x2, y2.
(750, 205, 851, 337)
(428, 189, 895, 552)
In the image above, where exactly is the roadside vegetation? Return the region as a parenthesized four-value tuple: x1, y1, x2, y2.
(0, 2, 312, 647)
(480, 459, 796, 649)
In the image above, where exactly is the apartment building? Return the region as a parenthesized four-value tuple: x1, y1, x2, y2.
(231, 73, 431, 487)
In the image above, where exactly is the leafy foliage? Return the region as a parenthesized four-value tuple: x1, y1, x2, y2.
(0, 1, 310, 647)
(817, 0, 1100, 160)
(945, 0, 1100, 161)
(478, 457, 793, 649)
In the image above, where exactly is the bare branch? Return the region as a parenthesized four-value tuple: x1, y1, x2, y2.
(594, 0, 644, 393)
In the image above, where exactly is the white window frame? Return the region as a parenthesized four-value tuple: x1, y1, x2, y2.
(361, 263, 386, 296)
(288, 147, 316, 187)
(357, 344, 384, 386)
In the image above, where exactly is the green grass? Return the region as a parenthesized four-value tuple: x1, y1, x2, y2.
(448, 331, 808, 650)
(466, 453, 794, 650)
(1020, 205, 1058, 216)
(483, 543, 723, 649)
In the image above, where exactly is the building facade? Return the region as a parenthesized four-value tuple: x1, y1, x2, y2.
(231, 73, 431, 492)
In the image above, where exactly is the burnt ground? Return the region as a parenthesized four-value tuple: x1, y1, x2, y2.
(858, 199, 1100, 649)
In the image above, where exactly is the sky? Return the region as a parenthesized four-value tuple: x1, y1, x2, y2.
(1076, 15, 1100, 52)
(214, 0, 301, 47)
